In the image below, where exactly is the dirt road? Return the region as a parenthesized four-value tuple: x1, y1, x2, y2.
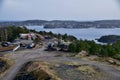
(1, 46, 120, 80)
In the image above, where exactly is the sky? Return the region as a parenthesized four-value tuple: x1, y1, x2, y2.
(0, 0, 120, 21)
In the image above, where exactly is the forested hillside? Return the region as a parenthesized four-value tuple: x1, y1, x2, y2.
(0, 26, 29, 42)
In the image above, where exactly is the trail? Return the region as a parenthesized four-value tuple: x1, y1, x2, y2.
(2, 47, 120, 80)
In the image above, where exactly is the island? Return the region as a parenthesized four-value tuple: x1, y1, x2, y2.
(97, 35, 120, 43)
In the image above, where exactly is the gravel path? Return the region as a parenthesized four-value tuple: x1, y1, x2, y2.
(1, 46, 120, 80)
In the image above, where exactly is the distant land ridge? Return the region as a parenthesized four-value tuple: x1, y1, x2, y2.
(1, 20, 120, 28)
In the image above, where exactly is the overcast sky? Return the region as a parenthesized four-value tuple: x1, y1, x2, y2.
(0, 0, 120, 21)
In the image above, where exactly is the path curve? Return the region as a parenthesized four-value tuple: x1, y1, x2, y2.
(2, 47, 120, 80)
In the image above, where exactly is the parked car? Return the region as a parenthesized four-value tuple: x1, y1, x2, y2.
(1, 42, 11, 47)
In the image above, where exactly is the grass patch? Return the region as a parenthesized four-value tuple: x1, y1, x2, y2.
(15, 61, 61, 80)
(0, 57, 13, 79)
(63, 61, 80, 66)
(77, 65, 102, 78)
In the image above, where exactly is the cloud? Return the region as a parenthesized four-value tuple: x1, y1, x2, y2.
(118, 0, 120, 1)
(0, 0, 120, 21)
(0, 0, 3, 8)
(117, 0, 120, 4)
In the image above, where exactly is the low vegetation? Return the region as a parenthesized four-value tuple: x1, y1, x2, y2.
(77, 65, 102, 78)
(0, 57, 13, 79)
(52, 61, 108, 80)
(60, 61, 101, 78)
(14, 61, 61, 80)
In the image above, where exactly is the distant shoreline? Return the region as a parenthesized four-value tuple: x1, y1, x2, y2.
(1, 20, 120, 28)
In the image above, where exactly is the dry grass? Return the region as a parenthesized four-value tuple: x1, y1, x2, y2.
(18, 61, 61, 80)
(0, 57, 14, 79)
(63, 61, 80, 66)
(77, 65, 102, 78)
(77, 65, 96, 73)
(0, 45, 16, 52)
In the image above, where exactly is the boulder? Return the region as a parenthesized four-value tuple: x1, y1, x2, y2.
(88, 55, 99, 61)
(75, 51, 89, 57)
(107, 58, 116, 64)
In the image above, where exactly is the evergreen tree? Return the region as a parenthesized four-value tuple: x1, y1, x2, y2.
(68, 43, 76, 53)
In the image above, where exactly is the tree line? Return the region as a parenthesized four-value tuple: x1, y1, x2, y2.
(0, 26, 29, 42)
(68, 40, 120, 60)
(38, 31, 77, 41)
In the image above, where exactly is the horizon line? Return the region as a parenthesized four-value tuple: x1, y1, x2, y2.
(1, 19, 120, 22)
